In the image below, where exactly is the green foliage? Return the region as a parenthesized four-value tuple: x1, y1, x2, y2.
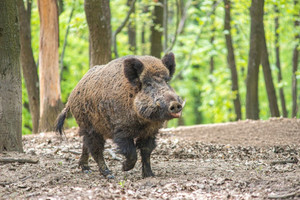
(22, 0, 299, 134)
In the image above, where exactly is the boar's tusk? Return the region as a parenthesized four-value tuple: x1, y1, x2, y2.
(182, 100, 186, 108)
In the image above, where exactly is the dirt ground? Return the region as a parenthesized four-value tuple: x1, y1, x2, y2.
(1, 118, 300, 199)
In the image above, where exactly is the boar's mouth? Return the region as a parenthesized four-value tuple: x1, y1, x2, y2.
(169, 111, 182, 118)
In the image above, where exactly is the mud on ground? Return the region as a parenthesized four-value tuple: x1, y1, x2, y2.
(1, 118, 300, 199)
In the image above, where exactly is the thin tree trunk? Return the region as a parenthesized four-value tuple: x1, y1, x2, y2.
(150, 0, 163, 58)
(141, 6, 149, 55)
(210, 0, 217, 75)
(0, 0, 23, 152)
(166, 0, 192, 53)
(163, 0, 168, 51)
(224, 0, 242, 120)
(84, 0, 111, 67)
(246, 0, 264, 120)
(38, 0, 63, 132)
(177, 116, 185, 126)
(113, 0, 136, 58)
(274, 5, 288, 117)
(292, 0, 299, 117)
(60, 6, 74, 80)
(141, 22, 146, 54)
(17, 0, 40, 133)
(193, 89, 202, 124)
(127, 0, 136, 54)
(260, 19, 280, 117)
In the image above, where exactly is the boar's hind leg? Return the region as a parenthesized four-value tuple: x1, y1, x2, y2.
(136, 137, 156, 178)
(79, 142, 91, 172)
(84, 129, 113, 178)
(114, 136, 137, 171)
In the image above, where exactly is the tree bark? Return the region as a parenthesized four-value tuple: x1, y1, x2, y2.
(274, 5, 288, 117)
(292, 0, 299, 117)
(246, 0, 264, 120)
(0, 0, 23, 152)
(210, 0, 217, 75)
(163, 0, 168, 51)
(127, 0, 137, 54)
(150, 0, 164, 58)
(38, 0, 63, 132)
(17, 0, 40, 133)
(224, 0, 242, 120)
(260, 18, 280, 117)
(84, 0, 111, 67)
(141, 6, 149, 55)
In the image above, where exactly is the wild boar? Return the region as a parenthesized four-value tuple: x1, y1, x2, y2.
(56, 52, 184, 178)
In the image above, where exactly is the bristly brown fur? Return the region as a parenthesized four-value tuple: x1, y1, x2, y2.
(55, 53, 182, 178)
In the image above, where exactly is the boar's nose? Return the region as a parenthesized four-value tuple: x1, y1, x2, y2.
(168, 101, 182, 118)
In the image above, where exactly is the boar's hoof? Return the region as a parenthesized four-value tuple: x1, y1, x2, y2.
(80, 165, 92, 174)
(142, 170, 155, 178)
(100, 168, 114, 178)
(122, 160, 136, 171)
(106, 174, 115, 179)
(83, 170, 92, 174)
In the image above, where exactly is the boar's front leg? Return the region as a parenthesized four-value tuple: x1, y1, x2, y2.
(136, 136, 156, 178)
(84, 129, 114, 178)
(114, 133, 137, 171)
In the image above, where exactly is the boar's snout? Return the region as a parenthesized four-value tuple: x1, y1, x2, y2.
(168, 101, 182, 118)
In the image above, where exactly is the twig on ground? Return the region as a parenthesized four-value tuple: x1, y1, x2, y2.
(0, 182, 12, 186)
(0, 157, 38, 164)
(268, 191, 300, 199)
(270, 157, 298, 165)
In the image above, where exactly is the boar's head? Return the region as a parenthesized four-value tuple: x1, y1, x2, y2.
(124, 52, 184, 121)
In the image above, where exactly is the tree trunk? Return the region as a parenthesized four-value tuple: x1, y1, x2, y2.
(193, 91, 202, 124)
(210, 0, 217, 75)
(17, 0, 40, 133)
(163, 0, 168, 52)
(260, 18, 280, 117)
(141, 6, 149, 55)
(127, 0, 136, 54)
(38, 0, 63, 132)
(0, 0, 23, 152)
(85, 0, 111, 67)
(274, 5, 288, 117)
(224, 0, 242, 120)
(150, 0, 163, 58)
(246, 0, 264, 120)
(292, 0, 299, 117)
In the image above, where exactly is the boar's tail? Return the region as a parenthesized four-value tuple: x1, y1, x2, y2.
(55, 106, 70, 135)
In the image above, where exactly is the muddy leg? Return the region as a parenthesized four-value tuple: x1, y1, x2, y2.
(84, 129, 113, 178)
(114, 136, 137, 171)
(136, 136, 156, 178)
(79, 141, 91, 172)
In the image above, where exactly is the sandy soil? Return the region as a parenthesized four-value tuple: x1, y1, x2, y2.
(1, 118, 300, 199)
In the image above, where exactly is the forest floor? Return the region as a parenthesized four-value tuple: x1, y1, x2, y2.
(1, 118, 300, 199)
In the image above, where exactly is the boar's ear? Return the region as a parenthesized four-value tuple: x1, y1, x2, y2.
(124, 57, 144, 86)
(162, 52, 176, 78)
